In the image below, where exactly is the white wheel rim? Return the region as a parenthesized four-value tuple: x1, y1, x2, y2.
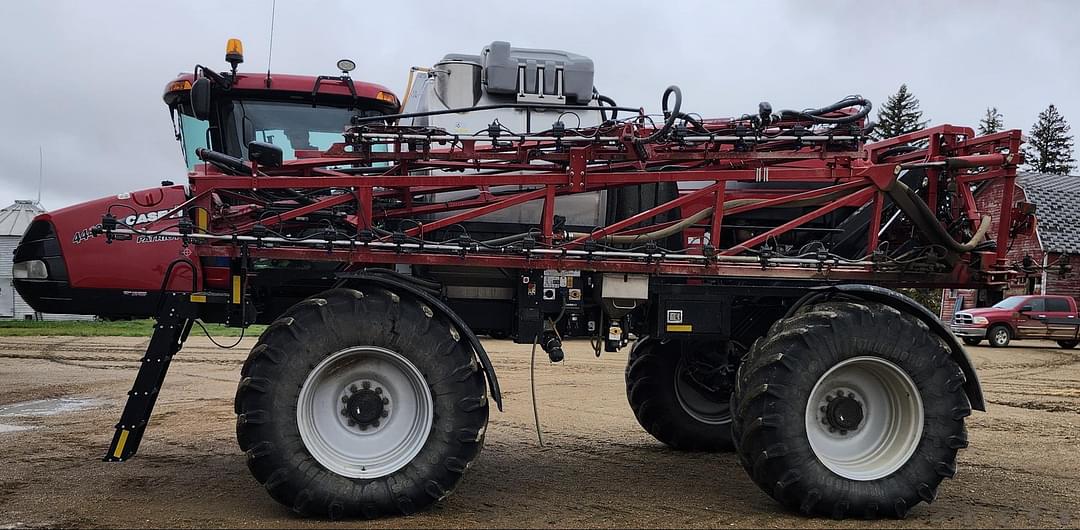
(804, 356, 923, 481)
(297, 346, 433, 479)
(673, 357, 731, 425)
(994, 328, 1008, 344)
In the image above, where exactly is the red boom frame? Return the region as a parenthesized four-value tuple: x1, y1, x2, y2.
(137, 116, 1025, 289)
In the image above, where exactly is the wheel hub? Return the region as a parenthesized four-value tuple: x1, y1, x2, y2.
(824, 391, 864, 432)
(298, 346, 433, 479)
(343, 385, 387, 426)
(804, 356, 924, 481)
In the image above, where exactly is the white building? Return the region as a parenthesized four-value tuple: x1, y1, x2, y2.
(0, 200, 90, 320)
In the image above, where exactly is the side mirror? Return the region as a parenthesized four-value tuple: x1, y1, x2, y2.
(1020, 305, 1033, 313)
(191, 78, 212, 120)
(248, 141, 283, 167)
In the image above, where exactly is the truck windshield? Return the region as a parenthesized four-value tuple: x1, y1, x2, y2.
(992, 296, 1026, 309)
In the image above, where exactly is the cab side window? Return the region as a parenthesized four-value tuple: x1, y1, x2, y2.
(1046, 297, 1071, 312)
(1027, 298, 1046, 312)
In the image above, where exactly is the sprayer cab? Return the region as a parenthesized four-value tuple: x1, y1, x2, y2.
(163, 39, 400, 171)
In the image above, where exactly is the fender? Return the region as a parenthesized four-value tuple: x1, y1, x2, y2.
(336, 272, 503, 411)
(786, 284, 986, 411)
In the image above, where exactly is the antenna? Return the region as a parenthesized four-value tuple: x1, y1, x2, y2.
(265, 0, 277, 88)
(37, 146, 43, 205)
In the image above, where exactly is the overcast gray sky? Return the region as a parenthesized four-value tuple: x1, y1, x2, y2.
(1, 0, 1077, 210)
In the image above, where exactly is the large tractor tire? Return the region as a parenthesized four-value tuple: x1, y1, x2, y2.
(235, 288, 488, 518)
(731, 301, 970, 519)
(625, 338, 736, 451)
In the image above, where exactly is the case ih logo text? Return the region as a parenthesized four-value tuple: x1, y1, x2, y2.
(72, 207, 182, 245)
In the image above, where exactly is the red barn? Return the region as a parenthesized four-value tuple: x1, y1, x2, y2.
(942, 172, 1080, 319)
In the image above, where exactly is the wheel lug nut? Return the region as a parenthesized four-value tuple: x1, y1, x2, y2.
(826, 395, 834, 402)
(341, 396, 348, 403)
(349, 384, 358, 393)
(372, 420, 380, 428)
(375, 387, 383, 395)
(362, 381, 371, 389)
(381, 411, 388, 418)
(847, 392, 855, 399)
(382, 397, 389, 405)
(820, 406, 827, 413)
(836, 389, 845, 397)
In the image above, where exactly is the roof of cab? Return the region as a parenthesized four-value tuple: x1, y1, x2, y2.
(163, 72, 397, 104)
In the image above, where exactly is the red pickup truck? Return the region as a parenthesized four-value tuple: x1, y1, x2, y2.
(951, 294, 1080, 348)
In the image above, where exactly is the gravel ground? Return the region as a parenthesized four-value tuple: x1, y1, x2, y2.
(0, 335, 1077, 528)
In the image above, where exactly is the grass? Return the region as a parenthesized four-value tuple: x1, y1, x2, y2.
(0, 319, 265, 337)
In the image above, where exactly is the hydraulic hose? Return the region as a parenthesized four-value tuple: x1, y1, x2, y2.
(635, 85, 682, 144)
(778, 96, 872, 125)
(567, 191, 857, 244)
(596, 94, 619, 122)
(885, 180, 991, 253)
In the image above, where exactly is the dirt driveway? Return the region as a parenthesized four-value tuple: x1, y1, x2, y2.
(0, 335, 1077, 528)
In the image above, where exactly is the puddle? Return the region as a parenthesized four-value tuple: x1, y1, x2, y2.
(0, 397, 103, 418)
(0, 424, 36, 433)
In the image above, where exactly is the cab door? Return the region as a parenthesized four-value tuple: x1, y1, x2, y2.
(1043, 297, 1079, 339)
(1015, 297, 1048, 338)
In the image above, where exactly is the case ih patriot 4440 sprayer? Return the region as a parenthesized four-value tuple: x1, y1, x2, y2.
(13, 40, 1032, 519)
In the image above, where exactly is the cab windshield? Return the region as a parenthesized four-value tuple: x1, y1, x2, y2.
(177, 100, 387, 170)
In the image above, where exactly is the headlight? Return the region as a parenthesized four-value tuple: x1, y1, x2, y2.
(12, 260, 48, 279)
(972, 316, 989, 325)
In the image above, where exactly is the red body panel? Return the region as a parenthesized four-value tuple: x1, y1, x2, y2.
(164, 72, 396, 102)
(43, 185, 196, 291)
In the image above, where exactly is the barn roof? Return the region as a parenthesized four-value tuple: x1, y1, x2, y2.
(0, 200, 45, 237)
(1017, 173, 1080, 254)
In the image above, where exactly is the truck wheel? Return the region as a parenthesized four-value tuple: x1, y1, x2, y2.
(235, 288, 488, 519)
(961, 337, 981, 346)
(625, 338, 735, 451)
(731, 301, 970, 519)
(987, 324, 1011, 348)
(1057, 340, 1078, 349)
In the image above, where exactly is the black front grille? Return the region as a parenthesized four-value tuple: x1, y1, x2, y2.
(14, 219, 67, 281)
(954, 313, 974, 325)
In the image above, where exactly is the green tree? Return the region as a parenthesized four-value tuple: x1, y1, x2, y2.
(978, 106, 1004, 135)
(872, 84, 929, 141)
(1023, 104, 1076, 175)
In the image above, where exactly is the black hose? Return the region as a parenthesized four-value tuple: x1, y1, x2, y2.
(596, 94, 619, 122)
(885, 179, 991, 253)
(360, 268, 443, 292)
(154, 257, 199, 315)
(636, 85, 682, 144)
(778, 96, 872, 125)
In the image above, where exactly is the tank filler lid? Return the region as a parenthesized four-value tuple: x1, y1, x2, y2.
(479, 41, 594, 104)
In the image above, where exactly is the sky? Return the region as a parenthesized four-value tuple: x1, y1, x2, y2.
(0, 0, 1077, 210)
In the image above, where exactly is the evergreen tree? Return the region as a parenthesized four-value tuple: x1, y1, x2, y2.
(1023, 104, 1076, 175)
(871, 84, 929, 141)
(978, 106, 1004, 135)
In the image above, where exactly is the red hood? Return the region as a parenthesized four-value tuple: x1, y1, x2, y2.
(959, 306, 1012, 316)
